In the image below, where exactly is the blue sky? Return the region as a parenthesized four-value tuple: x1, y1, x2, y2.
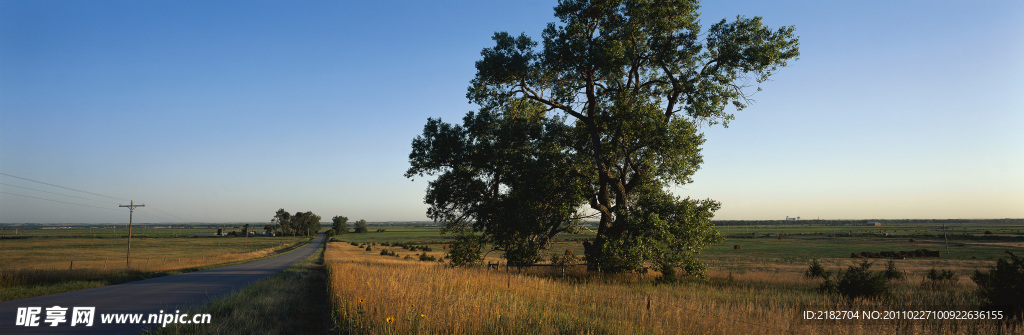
(1, 0, 1021, 223)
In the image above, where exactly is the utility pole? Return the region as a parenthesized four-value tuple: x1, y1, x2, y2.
(119, 200, 145, 269)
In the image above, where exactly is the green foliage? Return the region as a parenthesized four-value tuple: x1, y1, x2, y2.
(419, 253, 437, 262)
(407, 0, 797, 276)
(922, 268, 957, 291)
(446, 232, 484, 267)
(805, 259, 831, 279)
(272, 209, 291, 235)
(291, 211, 322, 237)
(354, 220, 368, 234)
(332, 216, 349, 234)
(972, 251, 1024, 319)
(271, 209, 320, 237)
(926, 268, 956, 282)
(882, 260, 904, 281)
(836, 260, 890, 300)
(585, 190, 723, 277)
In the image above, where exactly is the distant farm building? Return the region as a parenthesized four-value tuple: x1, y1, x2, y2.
(865, 222, 881, 226)
(786, 216, 800, 221)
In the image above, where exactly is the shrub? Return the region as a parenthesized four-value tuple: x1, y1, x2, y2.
(836, 260, 889, 300)
(805, 259, 831, 279)
(446, 233, 483, 266)
(882, 260, 904, 280)
(922, 268, 957, 290)
(972, 251, 1024, 319)
(926, 268, 956, 281)
(419, 253, 437, 262)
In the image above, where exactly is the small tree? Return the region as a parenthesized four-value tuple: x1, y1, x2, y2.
(882, 259, 904, 280)
(973, 251, 1024, 320)
(354, 220, 368, 233)
(836, 260, 889, 300)
(805, 259, 831, 279)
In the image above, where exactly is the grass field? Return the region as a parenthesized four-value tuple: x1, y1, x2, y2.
(0, 232, 310, 301)
(326, 222, 1023, 334)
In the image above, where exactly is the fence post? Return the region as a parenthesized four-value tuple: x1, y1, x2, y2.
(69, 261, 73, 271)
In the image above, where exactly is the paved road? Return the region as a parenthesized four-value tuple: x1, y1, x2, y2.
(0, 234, 324, 334)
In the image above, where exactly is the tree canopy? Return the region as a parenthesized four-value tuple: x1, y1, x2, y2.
(407, 0, 798, 277)
(271, 208, 321, 237)
(332, 215, 349, 234)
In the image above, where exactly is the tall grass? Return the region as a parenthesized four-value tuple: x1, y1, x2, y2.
(326, 242, 1020, 334)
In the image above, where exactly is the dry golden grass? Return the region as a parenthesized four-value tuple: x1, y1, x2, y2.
(1, 236, 308, 272)
(0, 236, 309, 300)
(326, 242, 1021, 334)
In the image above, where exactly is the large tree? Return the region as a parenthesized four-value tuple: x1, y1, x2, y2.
(408, 0, 798, 276)
(332, 215, 349, 234)
(272, 208, 291, 236)
(292, 211, 322, 237)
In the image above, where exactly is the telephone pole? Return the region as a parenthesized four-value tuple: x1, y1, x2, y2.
(119, 200, 145, 269)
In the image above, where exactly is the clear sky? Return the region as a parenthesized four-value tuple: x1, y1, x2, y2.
(1, 1, 1021, 224)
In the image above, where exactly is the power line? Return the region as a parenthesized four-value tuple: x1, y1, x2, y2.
(0, 191, 119, 211)
(146, 206, 193, 223)
(0, 172, 125, 201)
(0, 182, 113, 204)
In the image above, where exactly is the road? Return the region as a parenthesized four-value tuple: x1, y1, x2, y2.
(0, 234, 324, 334)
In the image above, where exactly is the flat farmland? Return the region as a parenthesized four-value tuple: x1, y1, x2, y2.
(1, 236, 309, 271)
(326, 221, 1024, 334)
(0, 232, 310, 301)
(334, 223, 1024, 315)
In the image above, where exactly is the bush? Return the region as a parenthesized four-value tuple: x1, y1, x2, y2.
(972, 251, 1024, 319)
(419, 253, 437, 262)
(836, 260, 889, 300)
(922, 267, 957, 291)
(926, 268, 956, 281)
(805, 259, 831, 279)
(882, 260, 904, 280)
(446, 233, 483, 266)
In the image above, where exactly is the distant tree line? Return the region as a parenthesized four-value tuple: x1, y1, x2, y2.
(270, 208, 322, 237)
(327, 215, 370, 236)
